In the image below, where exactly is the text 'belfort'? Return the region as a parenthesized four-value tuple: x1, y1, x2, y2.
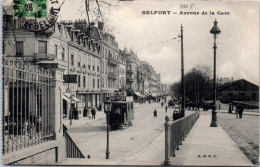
(142, 11, 230, 15)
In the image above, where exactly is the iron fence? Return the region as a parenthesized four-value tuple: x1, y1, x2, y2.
(2, 59, 55, 155)
(165, 111, 200, 165)
(63, 125, 85, 158)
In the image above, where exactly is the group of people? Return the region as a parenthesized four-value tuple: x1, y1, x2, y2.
(83, 107, 97, 119)
(69, 106, 97, 120)
(228, 104, 244, 119)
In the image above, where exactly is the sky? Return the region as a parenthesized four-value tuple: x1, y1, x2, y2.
(3, 0, 259, 85)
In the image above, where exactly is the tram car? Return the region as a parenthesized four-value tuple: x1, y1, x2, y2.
(107, 96, 134, 129)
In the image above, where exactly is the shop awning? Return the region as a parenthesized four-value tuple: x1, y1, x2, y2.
(63, 95, 71, 102)
(134, 91, 143, 97)
(63, 93, 81, 102)
(71, 96, 81, 102)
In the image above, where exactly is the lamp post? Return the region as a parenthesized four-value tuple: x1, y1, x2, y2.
(70, 95, 74, 125)
(210, 19, 221, 127)
(104, 98, 112, 159)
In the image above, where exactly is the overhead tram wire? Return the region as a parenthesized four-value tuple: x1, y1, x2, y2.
(136, 35, 180, 52)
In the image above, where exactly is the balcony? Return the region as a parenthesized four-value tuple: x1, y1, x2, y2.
(108, 72, 118, 79)
(126, 69, 134, 74)
(108, 58, 118, 66)
(34, 53, 56, 61)
(127, 78, 134, 83)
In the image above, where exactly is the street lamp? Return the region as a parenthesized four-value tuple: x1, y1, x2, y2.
(70, 95, 74, 125)
(104, 98, 112, 159)
(210, 19, 221, 127)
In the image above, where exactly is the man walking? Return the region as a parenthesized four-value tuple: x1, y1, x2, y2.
(153, 109, 157, 118)
(91, 107, 96, 120)
(165, 105, 168, 113)
(83, 106, 88, 117)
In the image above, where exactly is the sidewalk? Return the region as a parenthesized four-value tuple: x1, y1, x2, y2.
(168, 113, 254, 166)
(217, 109, 259, 116)
(63, 103, 146, 130)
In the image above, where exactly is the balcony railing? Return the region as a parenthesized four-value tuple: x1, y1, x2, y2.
(108, 72, 118, 79)
(127, 78, 134, 83)
(126, 69, 134, 74)
(108, 58, 118, 66)
(34, 53, 56, 61)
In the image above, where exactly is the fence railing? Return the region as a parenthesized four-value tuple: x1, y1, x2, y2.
(2, 59, 55, 155)
(164, 111, 200, 165)
(63, 125, 85, 158)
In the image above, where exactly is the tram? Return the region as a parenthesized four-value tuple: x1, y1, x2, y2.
(107, 96, 134, 129)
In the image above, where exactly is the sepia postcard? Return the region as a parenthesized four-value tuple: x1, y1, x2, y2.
(1, 0, 259, 166)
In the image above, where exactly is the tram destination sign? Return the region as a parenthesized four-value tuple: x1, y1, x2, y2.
(110, 96, 133, 102)
(110, 96, 126, 101)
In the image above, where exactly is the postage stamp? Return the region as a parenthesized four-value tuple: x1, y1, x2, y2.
(13, 0, 48, 18)
(12, 0, 60, 32)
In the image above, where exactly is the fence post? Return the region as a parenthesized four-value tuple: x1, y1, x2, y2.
(165, 115, 171, 166)
(37, 61, 66, 162)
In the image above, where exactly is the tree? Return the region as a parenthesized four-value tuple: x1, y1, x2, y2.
(170, 65, 213, 104)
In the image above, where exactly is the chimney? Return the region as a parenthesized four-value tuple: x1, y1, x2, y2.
(98, 21, 104, 31)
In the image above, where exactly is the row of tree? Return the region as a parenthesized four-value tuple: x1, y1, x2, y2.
(170, 65, 214, 104)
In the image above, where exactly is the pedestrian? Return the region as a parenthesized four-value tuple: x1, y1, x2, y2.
(239, 105, 244, 119)
(88, 107, 91, 119)
(161, 102, 164, 108)
(235, 104, 239, 119)
(153, 109, 157, 118)
(91, 107, 96, 120)
(74, 108, 79, 120)
(228, 104, 232, 114)
(83, 106, 88, 117)
(165, 105, 168, 113)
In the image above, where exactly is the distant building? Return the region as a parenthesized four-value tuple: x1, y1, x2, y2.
(217, 79, 259, 102)
(218, 77, 233, 85)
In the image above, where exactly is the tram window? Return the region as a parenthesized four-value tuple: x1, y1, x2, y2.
(131, 103, 133, 110)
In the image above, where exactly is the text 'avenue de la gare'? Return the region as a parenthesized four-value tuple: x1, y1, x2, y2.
(142, 11, 230, 15)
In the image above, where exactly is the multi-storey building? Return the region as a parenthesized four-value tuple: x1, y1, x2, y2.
(122, 47, 143, 99)
(3, 17, 123, 116)
(98, 23, 121, 102)
(118, 50, 127, 93)
(140, 61, 162, 96)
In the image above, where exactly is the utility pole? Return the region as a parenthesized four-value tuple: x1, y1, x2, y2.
(180, 25, 185, 117)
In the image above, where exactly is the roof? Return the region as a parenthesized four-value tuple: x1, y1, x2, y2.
(122, 47, 130, 54)
(140, 61, 152, 72)
(218, 79, 259, 92)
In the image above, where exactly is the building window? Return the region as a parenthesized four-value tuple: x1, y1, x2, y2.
(83, 76, 86, 88)
(62, 47, 65, 60)
(93, 65, 95, 71)
(78, 75, 81, 87)
(78, 62, 81, 67)
(71, 54, 74, 65)
(16, 41, 23, 57)
(88, 64, 91, 70)
(93, 79, 95, 88)
(102, 78, 104, 88)
(54, 45, 58, 58)
(97, 66, 99, 72)
(97, 79, 99, 88)
(38, 41, 47, 57)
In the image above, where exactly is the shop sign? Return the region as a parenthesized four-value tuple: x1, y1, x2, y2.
(63, 75, 77, 83)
